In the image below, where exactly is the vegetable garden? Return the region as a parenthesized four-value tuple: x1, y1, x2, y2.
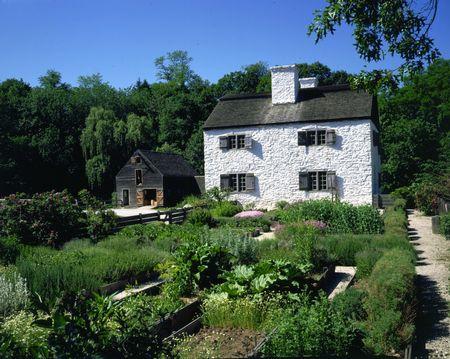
(0, 189, 416, 358)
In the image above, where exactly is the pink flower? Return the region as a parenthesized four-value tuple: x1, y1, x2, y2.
(303, 220, 327, 231)
(234, 210, 265, 218)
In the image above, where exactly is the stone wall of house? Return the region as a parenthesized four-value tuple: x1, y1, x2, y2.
(204, 119, 377, 209)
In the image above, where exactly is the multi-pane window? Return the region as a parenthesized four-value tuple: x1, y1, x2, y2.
(221, 173, 255, 192)
(219, 134, 252, 150)
(298, 129, 336, 146)
(299, 171, 336, 191)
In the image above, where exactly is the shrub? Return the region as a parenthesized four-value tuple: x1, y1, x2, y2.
(315, 234, 372, 266)
(0, 191, 83, 247)
(362, 248, 416, 354)
(275, 224, 318, 266)
(187, 208, 214, 227)
(0, 267, 29, 319)
(275, 200, 290, 210)
(390, 186, 415, 208)
(0, 237, 21, 265)
(0, 311, 50, 358)
(441, 213, 450, 240)
(412, 181, 440, 215)
(262, 293, 355, 357)
(208, 228, 260, 265)
(211, 201, 242, 217)
(332, 287, 367, 322)
(279, 200, 383, 234)
(355, 248, 383, 279)
(215, 215, 271, 233)
(392, 198, 407, 212)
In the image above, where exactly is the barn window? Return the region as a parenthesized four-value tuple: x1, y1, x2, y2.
(135, 170, 143, 186)
(298, 129, 336, 146)
(135, 156, 141, 164)
(218, 134, 252, 150)
(221, 173, 255, 192)
(299, 171, 336, 191)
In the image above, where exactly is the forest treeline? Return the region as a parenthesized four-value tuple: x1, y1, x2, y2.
(0, 51, 448, 199)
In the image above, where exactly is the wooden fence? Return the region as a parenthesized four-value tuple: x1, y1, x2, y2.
(114, 207, 191, 230)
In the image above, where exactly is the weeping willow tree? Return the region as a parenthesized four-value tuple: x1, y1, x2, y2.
(80, 107, 154, 193)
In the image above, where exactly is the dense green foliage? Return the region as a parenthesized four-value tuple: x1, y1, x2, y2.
(380, 60, 450, 196)
(0, 55, 351, 197)
(279, 200, 383, 234)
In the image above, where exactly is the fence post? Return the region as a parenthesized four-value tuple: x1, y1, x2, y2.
(168, 211, 173, 224)
(139, 213, 143, 224)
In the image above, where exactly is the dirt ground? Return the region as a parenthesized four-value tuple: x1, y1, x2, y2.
(173, 327, 264, 358)
(410, 210, 450, 357)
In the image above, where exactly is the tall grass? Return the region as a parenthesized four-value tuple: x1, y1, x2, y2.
(202, 293, 282, 330)
(16, 233, 169, 306)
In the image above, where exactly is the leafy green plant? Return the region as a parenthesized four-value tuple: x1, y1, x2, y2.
(262, 293, 355, 357)
(412, 180, 440, 215)
(440, 213, 450, 240)
(161, 238, 232, 297)
(210, 201, 242, 217)
(0, 311, 50, 359)
(275, 223, 318, 266)
(187, 208, 214, 227)
(0, 267, 30, 319)
(216, 259, 312, 297)
(390, 186, 415, 208)
(355, 248, 383, 279)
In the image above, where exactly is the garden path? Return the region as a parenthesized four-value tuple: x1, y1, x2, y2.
(410, 210, 450, 357)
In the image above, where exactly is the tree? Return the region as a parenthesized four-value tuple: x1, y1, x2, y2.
(309, 0, 441, 91)
(380, 59, 450, 190)
(154, 50, 196, 87)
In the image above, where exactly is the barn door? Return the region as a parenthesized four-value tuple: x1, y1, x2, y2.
(136, 190, 144, 206)
(156, 190, 164, 206)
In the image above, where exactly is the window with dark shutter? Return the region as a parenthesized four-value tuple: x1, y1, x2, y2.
(299, 172, 310, 190)
(326, 171, 336, 189)
(244, 135, 252, 149)
(219, 136, 228, 149)
(220, 174, 230, 190)
(298, 131, 308, 146)
(325, 130, 336, 145)
(246, 173, 255, 191)
(135, 170, 143, 186)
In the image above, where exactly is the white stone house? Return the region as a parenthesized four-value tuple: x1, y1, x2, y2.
(203, 65, 381, 209)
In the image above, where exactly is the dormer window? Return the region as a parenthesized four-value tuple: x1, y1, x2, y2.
(135, 156, 141, 164)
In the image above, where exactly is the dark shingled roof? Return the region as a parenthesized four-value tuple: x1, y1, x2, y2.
(137, 150, 198, 177)
(203, 84, 377, 129)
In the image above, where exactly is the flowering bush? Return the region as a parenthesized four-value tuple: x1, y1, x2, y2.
(273, 224, 286, 235)
(234, 210, 265, 219)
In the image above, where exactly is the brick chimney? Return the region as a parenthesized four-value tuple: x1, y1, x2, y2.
(270, 65, 299, 105)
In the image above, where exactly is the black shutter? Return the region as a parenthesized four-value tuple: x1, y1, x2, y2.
(219, 136, 228, 149)
(325, 130, 336, 145)
(244, 134, 253, 149)
(326, 171, 336, 190)
(299, 172, 310, 190)
(220, 174, 230, 190)
(246, 173, 255, 191)
(298, 131, 308, 146)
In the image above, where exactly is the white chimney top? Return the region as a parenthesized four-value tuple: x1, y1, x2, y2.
(299, 77, 319, 88)
(270, 65, 299, 105)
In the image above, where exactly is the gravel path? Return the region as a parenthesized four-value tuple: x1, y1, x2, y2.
(410, 210, 450, 357)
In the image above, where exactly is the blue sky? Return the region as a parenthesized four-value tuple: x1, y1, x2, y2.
(1, 0, 449, 88)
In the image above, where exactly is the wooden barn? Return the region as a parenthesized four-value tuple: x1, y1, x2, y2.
(115, 150, 200, 207)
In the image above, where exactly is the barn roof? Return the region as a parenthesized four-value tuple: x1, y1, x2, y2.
(137, 150, 198, 177)
(203, 84, 377, 130)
